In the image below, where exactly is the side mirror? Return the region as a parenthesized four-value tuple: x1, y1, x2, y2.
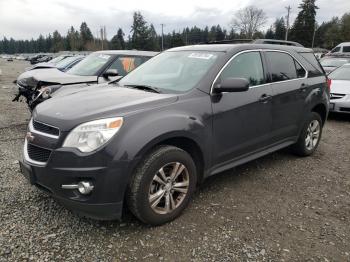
(103, 69, 119, 78)
(213, 78, 250, 93)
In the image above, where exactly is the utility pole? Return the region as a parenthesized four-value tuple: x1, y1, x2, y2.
(285, 6, 291, 41)
(312, 24, 317, 48)
(100, 27, 104, 50)
(161, 23, 165, 51)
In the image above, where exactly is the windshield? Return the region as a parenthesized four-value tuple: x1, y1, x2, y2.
(119, 51, 220, 93)
(48, 56, 67, 65)
(67, 53, 112, 76)
(329, 66, 350, 81)
(320, 58, 350, 67)
(56, 56, 81, 69)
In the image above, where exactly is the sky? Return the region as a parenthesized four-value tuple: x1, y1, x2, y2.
(0, 0, 349, 40)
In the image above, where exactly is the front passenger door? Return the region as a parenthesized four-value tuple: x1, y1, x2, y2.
(212, 51, 273, 167)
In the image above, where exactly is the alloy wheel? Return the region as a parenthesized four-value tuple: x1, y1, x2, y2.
(148, 162, 190, 215)
(305, 120, 320, 151)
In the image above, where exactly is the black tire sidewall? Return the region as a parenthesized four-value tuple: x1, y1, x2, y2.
(133, 147, 197, 225)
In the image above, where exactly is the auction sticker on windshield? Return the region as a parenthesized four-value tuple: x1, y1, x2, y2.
(98, 54, 111, 60)
(188, 53, 215, 60)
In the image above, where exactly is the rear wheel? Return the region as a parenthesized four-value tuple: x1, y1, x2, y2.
(126, 145, 197, 225)
(292, 112, 323, 156)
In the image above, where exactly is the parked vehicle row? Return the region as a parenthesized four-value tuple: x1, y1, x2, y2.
(328, 63, 350, 114)
(320, 54, 350, 74)
(19, 43, 329, 225)
(13, 50, 157, 110)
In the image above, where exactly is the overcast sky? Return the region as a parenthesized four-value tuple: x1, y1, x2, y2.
(0, 0, 349, 40)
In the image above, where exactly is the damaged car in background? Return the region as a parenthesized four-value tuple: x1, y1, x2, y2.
(25, 55, 84, 71)
(13, 50, 158, 111)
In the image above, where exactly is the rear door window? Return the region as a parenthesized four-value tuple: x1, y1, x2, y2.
(265, 52, 300, 82)
(220, 51, 265, 87)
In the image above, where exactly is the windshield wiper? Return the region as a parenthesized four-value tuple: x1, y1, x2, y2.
(123, 84, 161, 93)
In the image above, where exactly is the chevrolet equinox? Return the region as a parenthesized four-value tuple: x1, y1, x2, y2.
(20, 44, 329, 225)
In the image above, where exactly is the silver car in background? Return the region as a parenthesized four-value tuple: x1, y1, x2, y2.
(328, 63, 350, 114)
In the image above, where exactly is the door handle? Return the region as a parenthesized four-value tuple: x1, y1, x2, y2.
(259, 94, 272, 103)
(299, 83, 308, 92)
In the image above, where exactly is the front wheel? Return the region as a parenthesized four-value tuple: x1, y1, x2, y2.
(126, 146, 197, 225)
(292, 112, 323, 156)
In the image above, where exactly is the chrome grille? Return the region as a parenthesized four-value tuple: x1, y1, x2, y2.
(32, 120, 60, 137)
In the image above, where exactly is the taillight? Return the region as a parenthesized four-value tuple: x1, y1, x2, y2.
(327, 78, 331, 92)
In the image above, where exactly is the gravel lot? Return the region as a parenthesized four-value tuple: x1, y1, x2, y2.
(0, 59, 350, 261)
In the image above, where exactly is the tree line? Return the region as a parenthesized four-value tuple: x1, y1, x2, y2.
(1, 0, 349, 54)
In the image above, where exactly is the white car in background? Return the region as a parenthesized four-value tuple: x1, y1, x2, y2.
(328, 63, 350, 114)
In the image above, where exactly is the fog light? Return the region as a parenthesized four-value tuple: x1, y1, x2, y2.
(61, 181, 94, 195)
(77, 181, 94, 195)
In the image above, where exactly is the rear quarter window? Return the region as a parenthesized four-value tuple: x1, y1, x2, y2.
(299, 52, 324, 77)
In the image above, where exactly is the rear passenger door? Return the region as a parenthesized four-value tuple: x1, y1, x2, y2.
(263, 51, 307, 142)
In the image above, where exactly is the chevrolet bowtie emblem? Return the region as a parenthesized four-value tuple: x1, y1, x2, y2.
(26, 132, 35, 142)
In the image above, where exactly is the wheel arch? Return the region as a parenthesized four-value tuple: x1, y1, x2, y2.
(311, 103, 327, 126)
(131, 133, 207, 185)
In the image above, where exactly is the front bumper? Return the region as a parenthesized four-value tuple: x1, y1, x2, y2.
(329, 94, 350, 114)
(20, 148, 132, 220)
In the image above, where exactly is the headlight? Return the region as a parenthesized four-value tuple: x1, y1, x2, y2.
(39, 87, 51, 99)
(62, 117, 123, 152)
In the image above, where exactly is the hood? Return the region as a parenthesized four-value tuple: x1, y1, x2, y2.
(330, 80, 350, 95)
(17, 68, 97, 88)
(51, 79, 122, 98)
(34, 86, 178, 130)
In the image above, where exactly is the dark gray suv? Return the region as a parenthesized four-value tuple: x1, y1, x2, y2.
(19, 44, 329, 225)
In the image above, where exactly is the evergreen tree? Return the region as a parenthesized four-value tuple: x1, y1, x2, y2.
(80, 22, 93, 50)
(290, 0, 318, 47)
(52, 30, 64, 52)
(130, 12, 150, 50)
(67, 26, 80, 51)
(274, 18, 286, 40)
(265, 27, 275, 39)
(146, 24, 160, 51)
(110, 28, 125, 50)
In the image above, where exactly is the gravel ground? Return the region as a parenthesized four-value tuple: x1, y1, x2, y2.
(0, 59, 350, 261)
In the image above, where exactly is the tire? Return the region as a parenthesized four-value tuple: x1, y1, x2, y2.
(292, 112, 323, 156)
(126, 145, 197, 226)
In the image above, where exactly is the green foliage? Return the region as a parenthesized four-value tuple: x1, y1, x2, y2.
(110, 28, 125, 50)
(289, 0, 318, 46)
(1, 8, 349, 54)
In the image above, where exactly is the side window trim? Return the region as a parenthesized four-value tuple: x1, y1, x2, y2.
(262, 50, 308, 85)
(211, 50, 267, 92)
(210, 49, 308, 94)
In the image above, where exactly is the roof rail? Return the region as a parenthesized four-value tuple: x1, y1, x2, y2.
(200, 39, 253, 45)
(199, 38, 303, 47)
(252, 39, 303, 47)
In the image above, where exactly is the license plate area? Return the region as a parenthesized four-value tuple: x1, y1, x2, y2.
(330, 103, 335, 110)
